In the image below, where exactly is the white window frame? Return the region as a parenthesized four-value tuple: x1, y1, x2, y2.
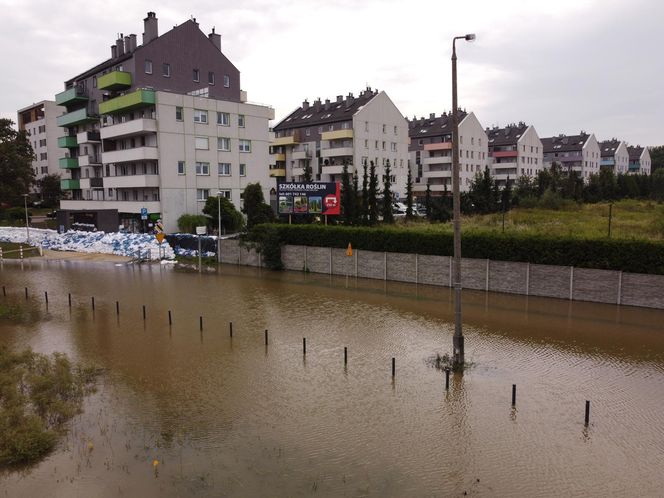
(239, 163, 246, 177)
(195, 137, 209, 150)
(208, 72, 215, 85)
(195, 162, 210, 175)
(176, 106, 183, 121)
(144, 59, 153, 74)
(162, 63, 171, 77)
(217, 112, 230, 126)
(239, 139, 251, 153)
(223, 74, 230, 87)
(177, 161, 185, 175)
(218, 162, 231, 176)
(217, 137, 231, 151)
(238, 114, 245, 128)
(219, 189, 231, 199)
(196, 189, 209, 201)
(193, 109, 208, 124)
(193, 69, 200, 82)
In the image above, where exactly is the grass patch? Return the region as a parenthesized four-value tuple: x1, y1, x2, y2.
(0, 242, 41, 259)
(0, 347, 100, 468)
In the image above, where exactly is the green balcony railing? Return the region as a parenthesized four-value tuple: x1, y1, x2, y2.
(55, 87, 88, 106)
(99, 89, 155, 115)
(59, 157, 79, 169)
(60, 179, 80, 190)
(56, 108, 98, 127)
(57, 136, 78, 148)
(97, 71, 132, 91)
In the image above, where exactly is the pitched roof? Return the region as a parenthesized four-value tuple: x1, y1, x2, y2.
(598, 139, 622, 158)
(542, 133, 591, 153)
(273, 88, 379, 131)
(406, 111, 467, 139)
(485, 123, 528, 146)
(627, 145, 644, 160)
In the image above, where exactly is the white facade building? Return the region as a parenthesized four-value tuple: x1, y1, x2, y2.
(486, 123, 543, 186)
(599, 139, 630, 174)
(542, 133, 601, 179)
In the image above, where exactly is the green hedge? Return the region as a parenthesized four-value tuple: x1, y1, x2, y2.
(249, 224, 664, 275)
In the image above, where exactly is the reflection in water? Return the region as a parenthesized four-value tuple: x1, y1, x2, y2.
(0, 259, 663, 496)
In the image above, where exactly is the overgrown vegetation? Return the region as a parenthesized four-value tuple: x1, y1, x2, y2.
(0, 347, 99, 467)
(177, 214, 208, 234)
(0, 242, 40, 259)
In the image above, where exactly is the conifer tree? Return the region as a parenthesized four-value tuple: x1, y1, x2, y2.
(361, 159, 369, 224)
(405, 166, 414, 220)
(382, 160, 394, 223)
(368, 161, 378, 225)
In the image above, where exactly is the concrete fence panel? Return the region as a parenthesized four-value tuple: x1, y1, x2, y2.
(386, 252, 417, 283)
(572, 268, 621, 304)
(417, 255, 450, 286)
(489, 260, 529, 294)
(528, 264, 572, 300)
(357, 249, 385, 280)
(282, 245, 305, 271)
(332, 248, 354, 276)
(620, 273, 664, 309)
(219, 239, 241, 264)
(461, 258, 488, 290)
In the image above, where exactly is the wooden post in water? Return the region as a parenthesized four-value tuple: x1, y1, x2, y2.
(44, 291, 48, 304)
(68, 293, 71, 307)
(512, 384, 517, 406)
(392, 357, 396, 377)
(445, 368, 450, 390)
(199, 316, 203, 331)
(142, 305, 146, 320)
(264, 329, 268, 346)
(2, 286, 5, 297)
(303, 337, 306, 355)
(344, 347, 347, 365)
(168, 310, 172, 326)
(116, 301, 120, 315)
(24, 287, 28, 300)
(585, 400, 590, 426)
(91, 297, 95, 310)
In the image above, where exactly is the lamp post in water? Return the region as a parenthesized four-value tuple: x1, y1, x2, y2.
(217, 191, 224, 263)
(22, 193, 30, 244)
(451, 33, 475, 367)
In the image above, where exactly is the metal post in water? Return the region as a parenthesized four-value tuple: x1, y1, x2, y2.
(116, 301, 120, 315)
(44, 291, 48, 304)
(392, 357, 396, 377)
(585, 400, 590, 426)
(445, 368, 450, 390)
(303, 337, 306, 355)
(20, 246, 24, 260)
(199, 316, 203, 331)
(24, 287, 28, 300)
(229, 322, 233, 337)
(91, 297, 95, 310)
(265, 329, 268, 346)
(68, 293, 71, 307)
(143, 305, 146, 320)
(2, 286, 5, 297)
(168, 310, 172, 326)
(512, 384, 516, 406)
(344, 346, 347, 365)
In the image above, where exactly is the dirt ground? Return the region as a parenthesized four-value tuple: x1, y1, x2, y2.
(41, 249, 132, 263)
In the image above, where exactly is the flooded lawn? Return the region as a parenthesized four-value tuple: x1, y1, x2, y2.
(1, 259, 663, 496)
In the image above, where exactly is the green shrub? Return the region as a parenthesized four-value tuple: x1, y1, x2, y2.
(248, 223, 664, 275)
(177, 214, 208, 234)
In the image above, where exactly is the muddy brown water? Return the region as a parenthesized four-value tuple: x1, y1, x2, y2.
(1, 259, 663, 497)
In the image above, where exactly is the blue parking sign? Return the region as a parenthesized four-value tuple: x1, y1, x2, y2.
(140, 207, 148, 220)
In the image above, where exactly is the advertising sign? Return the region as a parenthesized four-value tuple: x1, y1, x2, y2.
(277, 182, 341, 216)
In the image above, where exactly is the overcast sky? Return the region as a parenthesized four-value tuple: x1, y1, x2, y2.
(2, 0, 662, 146)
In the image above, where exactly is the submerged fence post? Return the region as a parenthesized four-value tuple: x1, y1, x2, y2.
(168, 310, 172, 326)
(303, 337, 306, 355)
(68, 293, 71, 307)
(392, 357, 395, 377)
(2, 285, 5, 297)
(265, 329, 268, 346)
(91, 296, 95, 310)
(585, 400, 590, 426)
(24, 287, 28, 300)
(229, 321, 233, 337)
(344, 346, 347, 365)
(116, 301, 120, 315)
(512, 384, 517, 406)
(44, 291, 48, 304)
(199, 316, 203, 331)
(143, 305, 146, 320)
(445, 368, 450, 390)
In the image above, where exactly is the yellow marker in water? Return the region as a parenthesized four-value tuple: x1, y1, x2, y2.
(346, 243, 353, 257)
(153, 459, 159, 467)
(87, 441, 94, 451)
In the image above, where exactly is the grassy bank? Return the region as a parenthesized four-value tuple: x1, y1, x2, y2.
(0, 347, 99, 467)
(0, 242, 41, 259)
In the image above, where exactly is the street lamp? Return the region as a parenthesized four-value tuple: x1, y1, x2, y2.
(217, 191, 224, 263)
(22, 194, 30, 244)
(451, 33, 475, 367)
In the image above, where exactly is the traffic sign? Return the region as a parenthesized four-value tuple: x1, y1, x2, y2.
(196, 226, 207, 235)
(346, 243, 353, 257)
(155, 232, 165, 244)
(140, 207, 148, 220)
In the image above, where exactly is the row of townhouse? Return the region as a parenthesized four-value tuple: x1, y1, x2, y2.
(19, 11, 654, 231)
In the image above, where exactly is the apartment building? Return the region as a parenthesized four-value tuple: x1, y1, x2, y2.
(598, 139, 629, 174)
(270, 88, 410, 198)
(17, 100, 66, 187)
(542, 133, 601, 179)
(627, 146, 652, 175)
(486, 123, 543, 186)
(408, 111, 488, 196)
(55, 12, 273, 233)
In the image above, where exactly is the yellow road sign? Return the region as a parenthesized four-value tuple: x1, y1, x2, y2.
(156, 232, 165, 244)
(346, 242, 353, 257)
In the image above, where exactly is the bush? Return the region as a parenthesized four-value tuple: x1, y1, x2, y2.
(248, 223, 664, 275)
(177, 214, 208, 234)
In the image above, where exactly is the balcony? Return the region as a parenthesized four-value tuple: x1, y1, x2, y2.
(292, 167, 306, 177)
(59, 157, 79, 169)
(102, 146, 159, 164)
(60, 179, 80, 190)
(60, 200, 161, 213)
(103, 175, 160, 189)
(55, 87, 88, 106)
(101, 118, 157, 139)
(270, 133, 300, 147)
(76, 131, 101, 144)
(57, 136, 78, 148)
(321, 146, 353, 158)
(413, 183, 449, 193)
(269, 166, 286, 177)
(322, 164, 354, 175)
(321, 129, 353, 141)
(492, 150, 518, 158)
(78, 155, 102, 167)
(97, 71, 132, 91)
(422, 169, 452, 179)
(99, 89, 156, 115)
(422, 155, 451, 166)
(272, 153, 286, 162)
(423, 141, 452, 151)
(600, 158, 615, 167)
(292, 149, 311, 160)
(57, 108, 98, 127)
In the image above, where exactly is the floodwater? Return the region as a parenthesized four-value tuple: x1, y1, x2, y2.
(1, 259, 663, 497)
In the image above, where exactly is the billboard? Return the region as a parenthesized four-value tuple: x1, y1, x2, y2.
(277, 182, 341, 216)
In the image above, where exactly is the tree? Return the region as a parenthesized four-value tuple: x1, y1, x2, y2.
(352, 170, 360, 225)
(381, 160, 394, 224)
(405, 166, 414, 220)
(583, 173, 602, 203)
(0, 118, 35, 206)
(341, 160, 354, 224)
(501, 178, 513, 211)
(177, 214, 208, 233)
(242, 183, 275, 228)
(37, 173, 62, 208)
(650, 145, 664, 173)
(361, 159, 369, 224)
(468, 166, 498, 214)
(202, 195, 244, 233)
(368, 161, 378, 225)
(598, 167, 617, 200)
(425, 183, 432, 218)
(303, 160, 312, 182)
(513, 175, 537, 205)
(651, 168, 664, 201)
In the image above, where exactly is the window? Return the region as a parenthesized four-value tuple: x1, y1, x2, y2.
(196, 189, 209, 201)
(218, 189, 231, 199)
(176, 106, 183, 121)
(217, 112, 230, 126)
(329, 125, 334, 131)
(391, 143, 397, 152)
(365, 121, 369, 132)
(364, 139, 368, 148)
(239, 163, 246, 176)
(208, 72, 215, 85)
(394, 126, 397, 135)
(471, 137, 474, 145)
(223, 74, 230, 87)
(93, 76, 97, 88)
(218, 162, 231, 176)
(239, 139, 251, 153)
(342, 122, 350, 129)
(217, 137, 231, 151)
(193, 69, 200, 82)
(195, 137, 209, 150)
(382, 124, 386, 133)
(195, 162, 210, 175)
(177, 161, 185, 175)
(163, 63, 171, 77)
(238, 114, 245, 128)
(305, 128, 310, 136)
(375, 140, 379, 149)
(382, 141, 386, 150)
(144, 59, 153, 74)
(193, 109, 208, 124)
(108, 188, 113, 197)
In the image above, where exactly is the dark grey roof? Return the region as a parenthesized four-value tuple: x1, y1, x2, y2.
(542, 133, 591, 153)
(627, 145, 644, 160)
(407, 111, 467, 139)
(65, 53, 133, 85)
(598, 139, 621, 158)
(273, 88, 378, 131)
(485, 123, 528, 146)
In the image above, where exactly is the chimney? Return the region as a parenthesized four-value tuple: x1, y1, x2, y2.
(345, 93, 354, 107)
(116, 34, 124, 56)
(129, 34, 137, 52)
(143, 11, 158, 44)
(313, 99, 321, 111)
(429, 113, 435, 119)
(124, 35, 131, 53)
(111, 44, 117, 58)
(208, 27, 221, 51)
(336, 95, 343, 103)
(324, 99, 330, 110)
(302, 100, 309, 110)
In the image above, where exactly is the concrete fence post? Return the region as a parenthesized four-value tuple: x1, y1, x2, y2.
(415, 253, 419, 285)
(329, 247, 333, 275)
(569, 266, 574, 300)
(617, 271, 622, 305)
(304, 246, 308, 271)
(526, 262, 530, 296)
(355, 249, 358, 278)
(384, 252, 387, 281)
(449, 257, 453, 288)
(485, 258, 490, 291)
